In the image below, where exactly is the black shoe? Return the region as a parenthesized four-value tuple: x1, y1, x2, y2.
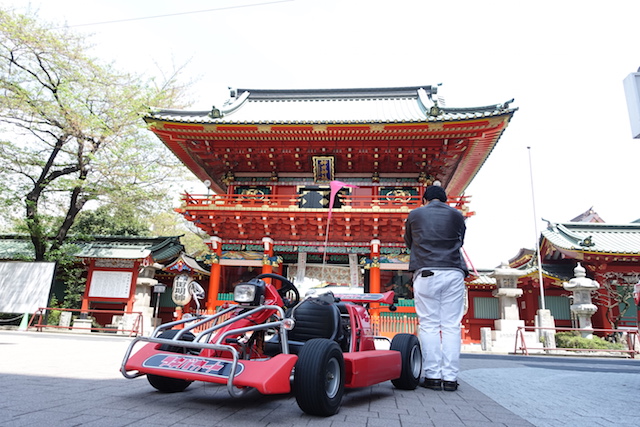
(421, 378, 442, 390)
(443, 380, 458, 391)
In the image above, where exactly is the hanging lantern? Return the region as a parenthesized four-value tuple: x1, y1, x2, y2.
(172, 274, 192, 306)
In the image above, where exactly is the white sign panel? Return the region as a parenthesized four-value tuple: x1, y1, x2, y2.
(623, 72, 640, 139)
(88, 270, 133, 299)
(0, 262, 56, 313)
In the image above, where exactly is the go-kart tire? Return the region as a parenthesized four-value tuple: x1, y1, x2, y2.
(154, 329, 198, 354)
(390, 333, 422, 390)
(293, 338, 345, 416)
(147, 329, 195, 393)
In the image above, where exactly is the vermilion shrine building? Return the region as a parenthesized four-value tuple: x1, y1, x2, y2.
(143, 84, 518, 339)
(538, 219, 640, 330)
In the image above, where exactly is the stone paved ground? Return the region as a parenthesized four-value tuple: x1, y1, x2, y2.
(0, 330, 638, 426)
(459, 353, 640, 427)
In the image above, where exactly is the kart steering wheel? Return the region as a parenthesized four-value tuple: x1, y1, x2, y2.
(255, 273, 300, 308)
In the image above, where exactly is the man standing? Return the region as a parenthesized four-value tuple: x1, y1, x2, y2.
(404, 185, 468, 391)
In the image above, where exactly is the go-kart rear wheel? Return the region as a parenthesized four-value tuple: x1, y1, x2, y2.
(390, 333, 422, 390)
(293, 338, 345, 416)
(147, 329, 195, 393)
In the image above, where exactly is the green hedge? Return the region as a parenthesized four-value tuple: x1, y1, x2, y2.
(555, 332, 625, 350)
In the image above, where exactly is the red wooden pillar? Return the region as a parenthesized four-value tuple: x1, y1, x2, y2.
(368, 239, 382, 325)
(369, 239, 381, 293)
(125, 260, 141, 312)
(205, 236, 222, 312)
(593, 272, 612, 329)
(80, 260, 95, 315)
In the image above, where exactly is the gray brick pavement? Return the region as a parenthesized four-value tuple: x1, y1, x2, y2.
(0, 330, 637, 426)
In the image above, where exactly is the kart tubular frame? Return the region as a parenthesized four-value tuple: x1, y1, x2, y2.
(120, 304, 291, 397)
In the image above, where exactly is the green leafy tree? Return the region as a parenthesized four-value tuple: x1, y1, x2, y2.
(45, 244, 86, 309)
(593, 276, 638, 329)
(0, 8, 191, 261)
(71, 205, 150, 237)
(149, 211, 209, 256)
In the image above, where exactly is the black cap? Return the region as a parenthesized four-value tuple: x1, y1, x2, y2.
(424, 185, 447, 202)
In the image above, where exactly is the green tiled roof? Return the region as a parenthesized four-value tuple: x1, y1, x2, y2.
(74, 242, 153, 259)
(0, 237, 35, 259)
(75, 236, 184, 261)
(0, 235, 185, 262)
(541, 222, 640, 255)
(148, 236, 184, 262)
(467, 273, 495, 285)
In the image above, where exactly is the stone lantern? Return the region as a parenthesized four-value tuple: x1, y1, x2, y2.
(563, 263, 600, 338)
(482, 261, 526, 351)
(492, 261, 524, 330)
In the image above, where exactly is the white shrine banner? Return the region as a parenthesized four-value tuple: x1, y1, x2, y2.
(349, 254, 359, 287)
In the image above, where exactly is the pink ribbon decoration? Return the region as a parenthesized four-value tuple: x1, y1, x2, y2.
(322, 181, 359, 265)
(328, 180, 358, 221)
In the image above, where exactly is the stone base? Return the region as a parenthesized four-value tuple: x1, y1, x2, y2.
(71, 318, 93, 333)
(486, 319, 542, 353)
(480, 327, 492, 351)
(494, 318, 524, 331)
(487, 329, 541, 353)
(535, 309, 555, 328)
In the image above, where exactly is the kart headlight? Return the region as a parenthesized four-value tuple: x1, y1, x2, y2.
(234, 284, 257, 303)
(233, 279, 265, 305)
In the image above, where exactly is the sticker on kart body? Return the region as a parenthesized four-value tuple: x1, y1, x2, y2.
(335, 293, 385, 301)
(143, 354, 244, 378)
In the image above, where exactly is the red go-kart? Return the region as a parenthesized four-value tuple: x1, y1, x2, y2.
(121, 273, 421, 416)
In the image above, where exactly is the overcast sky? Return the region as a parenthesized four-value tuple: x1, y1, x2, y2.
(8, 0, 640, 269)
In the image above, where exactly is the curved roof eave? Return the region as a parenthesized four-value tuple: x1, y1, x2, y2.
(541, 221, 640, 255)
(144, 108, 517, 126)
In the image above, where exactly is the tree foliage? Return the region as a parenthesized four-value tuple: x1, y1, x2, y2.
(0, 8, 191, 260)
(593, 275, 638, 329)
(149, 211, 209, 256)
(70, 205, 150, 237)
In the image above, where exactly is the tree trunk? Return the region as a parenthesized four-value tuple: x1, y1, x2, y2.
(25, 194, 47, 261)
(50, 184, 87, 254)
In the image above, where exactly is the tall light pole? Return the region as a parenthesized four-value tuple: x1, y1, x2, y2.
(527, 146, 546, 310)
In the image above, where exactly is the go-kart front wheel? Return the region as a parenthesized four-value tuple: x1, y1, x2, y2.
(147, 329, 195, 393)
(390, 333, 422, 390)
(293, 338, 345, 416)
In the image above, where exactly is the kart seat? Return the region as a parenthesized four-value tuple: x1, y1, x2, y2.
(264, 296, 344, 355)
(288, 297, 343, 343)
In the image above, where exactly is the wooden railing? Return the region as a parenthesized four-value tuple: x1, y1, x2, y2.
(28, 307, 144, 337)
(372, 313, 419, 338)
(181, 193, 472, 215)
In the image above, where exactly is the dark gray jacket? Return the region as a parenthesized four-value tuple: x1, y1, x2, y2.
(404, 200, 468, 276)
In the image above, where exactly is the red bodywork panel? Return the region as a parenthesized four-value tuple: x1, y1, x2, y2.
(125, 343, 297, 394)
(125, 343, 403, 393)
(344, 350, 401, 388)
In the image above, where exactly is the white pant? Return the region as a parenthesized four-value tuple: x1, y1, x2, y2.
(413, 269, 465, 381)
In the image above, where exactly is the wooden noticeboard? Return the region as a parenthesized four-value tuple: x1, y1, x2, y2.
(88, 270, 133, 299)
